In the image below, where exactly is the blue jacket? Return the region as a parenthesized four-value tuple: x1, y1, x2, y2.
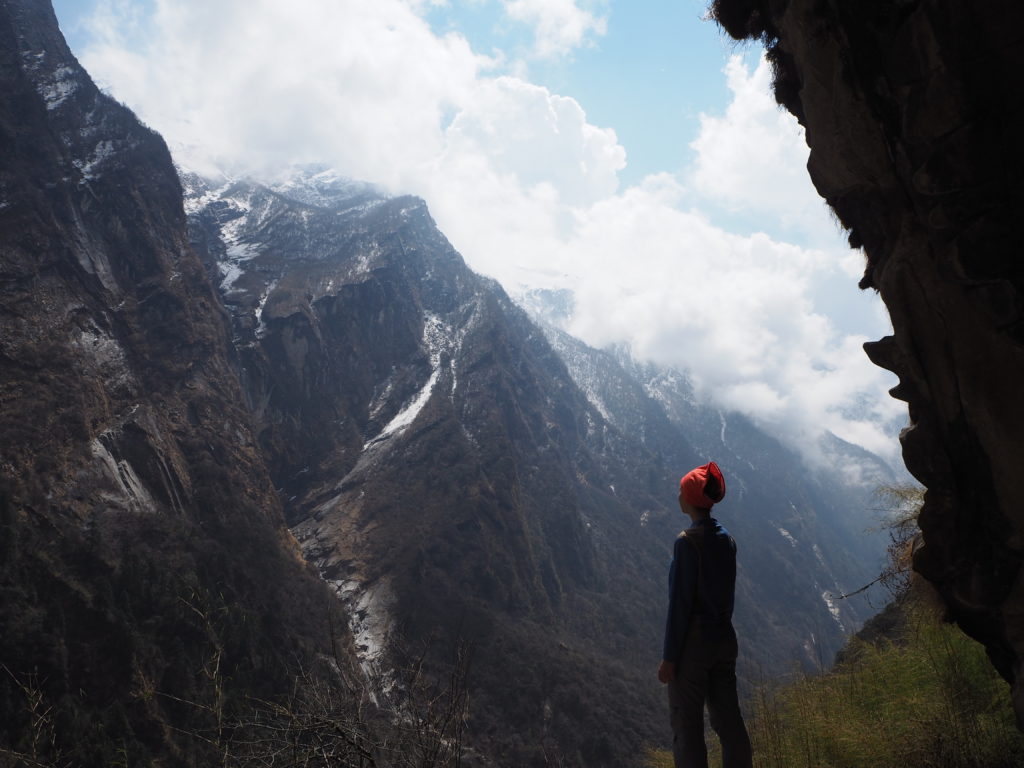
(662, 517, 737, 663)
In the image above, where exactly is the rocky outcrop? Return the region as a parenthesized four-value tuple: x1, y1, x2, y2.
(711, 0, 1024, 722)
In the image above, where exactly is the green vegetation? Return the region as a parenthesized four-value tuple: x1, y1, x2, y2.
(647, 603, 1024, 768)
(646, 484, 1024, 768)
(755, 607, 1023, 767)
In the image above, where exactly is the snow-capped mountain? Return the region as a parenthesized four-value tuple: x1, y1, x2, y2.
(183, 167, 896, 763)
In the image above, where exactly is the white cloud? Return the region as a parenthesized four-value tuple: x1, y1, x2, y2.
(689, 55, 839, 248)
(76, 3, 902, 465)
(500, 0, 607, 59)
(546, 180, 902, 461)
(440, 76, 624, 206)
(424, 153, 901, 461)
(82, 0, 489, 182)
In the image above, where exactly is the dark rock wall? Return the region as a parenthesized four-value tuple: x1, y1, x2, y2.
(0, 2, 334, 762)
(711, 0, 1024, 722)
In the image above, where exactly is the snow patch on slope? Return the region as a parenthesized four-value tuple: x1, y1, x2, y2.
(446, 298, 481, 399)
(218, 208, 258, 294)
(640, 367, 698, 410)
(183, 178, 233, 214)
(821, 590, 845, 631)
(367, 367, 440, 449)
(363, 313, 452, 449)
(36, 64, 78, 110)
(217, 262, 242, 294)
(269, 167, 382, 210)
(329, 577, 394, 673)
(777, 527, 797, 548)
(361, 303, 479, 450)
(73, 140, 115, 181)
(540, 327, 614, 424)
(254, 279, 279, 336)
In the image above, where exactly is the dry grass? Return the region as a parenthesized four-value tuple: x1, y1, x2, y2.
(647, 606, 1024, 768)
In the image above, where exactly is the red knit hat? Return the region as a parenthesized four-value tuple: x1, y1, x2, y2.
(679, 461, 726, 509)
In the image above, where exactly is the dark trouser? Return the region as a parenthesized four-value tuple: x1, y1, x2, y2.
(667, 623, 752, 768)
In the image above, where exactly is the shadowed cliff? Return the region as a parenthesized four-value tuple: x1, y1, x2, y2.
(0, 1, 339, 762)
(709, 0, 1024, 724)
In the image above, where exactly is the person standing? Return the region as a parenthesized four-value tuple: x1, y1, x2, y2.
(658, 461, 752, 768)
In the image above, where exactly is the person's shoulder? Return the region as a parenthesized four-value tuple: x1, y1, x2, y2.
(711, 519, 737, 543)
(675, 530, 700, 553)
(679, 524, 708, 540)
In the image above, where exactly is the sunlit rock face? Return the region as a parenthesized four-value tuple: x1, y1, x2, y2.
(712, 0, 1024, 722)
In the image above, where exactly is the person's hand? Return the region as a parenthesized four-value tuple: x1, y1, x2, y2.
(657, 660, 675, 684)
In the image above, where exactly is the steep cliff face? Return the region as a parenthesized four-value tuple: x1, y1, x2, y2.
(0, 2, 335, 762)
(185, 169, 894, 764)
(185, 171, 678, 765)
(536, 321, 893, 673)
(711, 0, 1024, 721)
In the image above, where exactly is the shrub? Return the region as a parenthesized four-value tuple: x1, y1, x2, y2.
(647, 606, 1024, 768)
(646, 484, 1024, 768)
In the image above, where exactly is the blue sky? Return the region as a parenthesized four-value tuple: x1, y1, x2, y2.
(53, 0, 750, 188)
(47, 0, 902, 464)
(422, 0, 749, 185)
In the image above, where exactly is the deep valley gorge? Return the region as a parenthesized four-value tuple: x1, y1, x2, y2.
(4, 0, 1023, 765)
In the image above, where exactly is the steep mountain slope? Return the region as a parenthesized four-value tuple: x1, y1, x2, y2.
(0, 2, 337, 763)
(184, 170, 676, 764)
(528, 308, 894, 674)
(185, 169, 895, 764)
